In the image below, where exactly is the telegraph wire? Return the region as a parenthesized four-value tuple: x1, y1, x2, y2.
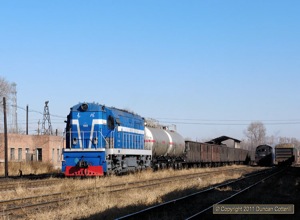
(5, 104, 300, 126)
(154, 117, 300, 122)
(158, 121, 300, 126)
(11, 104, 66, 119)
(152, 117, 300, 126)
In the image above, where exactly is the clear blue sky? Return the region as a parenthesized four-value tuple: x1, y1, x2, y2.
(1, 0, 300, 140)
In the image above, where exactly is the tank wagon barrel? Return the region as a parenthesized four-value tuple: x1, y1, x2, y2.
(144, 120, 186, 169)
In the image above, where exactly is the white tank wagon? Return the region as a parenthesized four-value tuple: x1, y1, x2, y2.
(144, 120, 185, 169)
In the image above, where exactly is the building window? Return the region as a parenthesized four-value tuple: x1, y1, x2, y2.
(18, 148, 22, 161)
(37, 148, 42, 161)
(52, 148, 54, 162)
(10, 148, 15, 160)
(57, 149, 60, 162)
(25, 148, 32, 162)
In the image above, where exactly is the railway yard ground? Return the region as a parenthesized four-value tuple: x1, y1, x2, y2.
(0, 165, 299, 220)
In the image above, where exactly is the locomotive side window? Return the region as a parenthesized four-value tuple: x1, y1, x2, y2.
(107, 115, 115, 130)
(116, 118, 121, 126)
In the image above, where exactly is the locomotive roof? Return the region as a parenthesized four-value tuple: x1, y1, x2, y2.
(71, 102, 142, 117)
(256, 144, 272, 149)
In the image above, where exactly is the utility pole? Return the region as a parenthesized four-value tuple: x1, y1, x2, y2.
(26, 105, 28, 135)
(3, 97, 8, 177)
(37, 120, 40, 135)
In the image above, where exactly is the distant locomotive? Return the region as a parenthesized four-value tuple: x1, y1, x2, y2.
(274, 143, 298, 165)
(62, 102, 255, 177)
(255, 145, 274, 166)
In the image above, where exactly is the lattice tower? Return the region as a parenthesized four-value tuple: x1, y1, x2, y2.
(41, 101, 53, 135)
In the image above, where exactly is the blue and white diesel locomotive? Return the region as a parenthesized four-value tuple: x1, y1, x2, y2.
(62, 102, 185, 176)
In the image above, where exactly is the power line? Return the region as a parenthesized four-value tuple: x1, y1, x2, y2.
(5, 105, 300, 127)
(10, 105, 300, 123)
(0, 104, 66, 135)
(11, 104, 66, 118)
(154, 117, 300, 122)
(153, 117, 300, 126)
(159, 121, 300, 126)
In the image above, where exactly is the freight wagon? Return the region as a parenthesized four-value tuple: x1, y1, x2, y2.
(274, 143, 298, 165)
(184, 141, 254, 167)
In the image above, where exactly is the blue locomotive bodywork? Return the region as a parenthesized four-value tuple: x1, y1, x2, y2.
(62, 103, 151, 176)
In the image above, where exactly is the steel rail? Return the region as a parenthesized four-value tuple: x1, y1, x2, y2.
(105, 166, 252, 189)
(0, 167, 259, 216)
(0, 166, 255, 205)
(116, 167, 277, 219)
(0, 179, 61, 191)
(185, 168, 285, 219)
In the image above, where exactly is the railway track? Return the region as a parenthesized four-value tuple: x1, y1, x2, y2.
(0, 178, 62, 191)
(0, 166, 259, 192)
(0, 166, 262, 217)
(103, 166, 261, 192)
(116, 167, 283, 220)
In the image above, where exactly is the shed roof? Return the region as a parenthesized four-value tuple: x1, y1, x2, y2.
(206, 136, 241, 145)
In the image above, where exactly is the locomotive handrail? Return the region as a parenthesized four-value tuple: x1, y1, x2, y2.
(66, 130, 108, 149)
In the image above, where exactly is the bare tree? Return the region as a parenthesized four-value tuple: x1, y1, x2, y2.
(278, 137, 300, 145)
(0, 76, 12, 112)
(0, 77, 13, 133)
(265, 135, 277, 146)
(244, 121, 266, 150)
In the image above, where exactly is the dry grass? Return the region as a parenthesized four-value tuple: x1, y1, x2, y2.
(0, 161, 58, 176)
(0, 165, 265, 219)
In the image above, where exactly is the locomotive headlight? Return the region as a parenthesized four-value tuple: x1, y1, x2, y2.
(81, 103, 88, 111)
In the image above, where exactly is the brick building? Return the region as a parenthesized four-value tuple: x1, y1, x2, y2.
(0, 133, 63, 169)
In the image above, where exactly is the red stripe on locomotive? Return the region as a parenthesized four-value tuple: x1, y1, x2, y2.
(65, 166, 104, 176)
